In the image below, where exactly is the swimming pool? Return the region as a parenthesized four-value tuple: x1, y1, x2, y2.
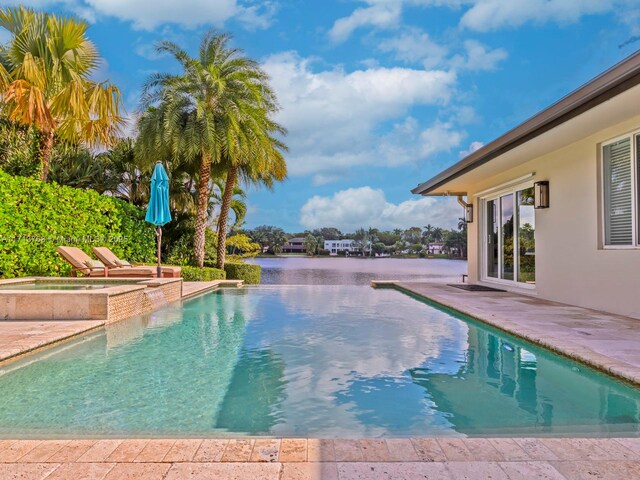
(0, 285, 639, 438)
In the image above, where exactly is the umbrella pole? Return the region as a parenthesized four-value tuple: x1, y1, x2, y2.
(157, 227, 162, 278)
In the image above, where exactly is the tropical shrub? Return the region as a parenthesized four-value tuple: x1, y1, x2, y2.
(181, 266, 226, 281)
(0, 169, 155, 278)
(224, 262, 261, 284)
(318, 249, 330, 256)
(166, 226, 217, 266)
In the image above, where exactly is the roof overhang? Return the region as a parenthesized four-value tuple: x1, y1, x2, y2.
(412, 50, 640, 196)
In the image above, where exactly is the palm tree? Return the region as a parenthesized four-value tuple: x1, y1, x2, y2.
(0, 6, 125, 181)
(138, 33, 286, 269)
(303, 234, 318, 256)
(211, 177, 247, 229)
(205, 35, 287, 268)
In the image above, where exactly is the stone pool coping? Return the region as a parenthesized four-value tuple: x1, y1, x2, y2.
(0, 437, 639, 479)
(372, 281, 640, 388)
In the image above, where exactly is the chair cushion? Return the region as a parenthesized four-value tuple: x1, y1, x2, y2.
(85, 259, 106, 269)
(116, 259, 132, 267)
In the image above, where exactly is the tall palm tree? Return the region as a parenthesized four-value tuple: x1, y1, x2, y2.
(138, 33, 286, 268)
(0, 6, 124, 181)
(211, 177, 247, 229)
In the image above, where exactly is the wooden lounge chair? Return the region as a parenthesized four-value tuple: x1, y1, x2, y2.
(92, 247, 181, 278)
(57, 246, 156, 278)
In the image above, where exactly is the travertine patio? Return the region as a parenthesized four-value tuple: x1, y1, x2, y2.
(1, 437, 640, 479)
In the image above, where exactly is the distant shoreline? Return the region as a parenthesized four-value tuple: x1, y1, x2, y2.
(256, 254, 467, 261)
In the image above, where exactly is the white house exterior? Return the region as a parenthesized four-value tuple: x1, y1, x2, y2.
(413, 52, 640, 319)
(427, 242, 445, 255)
(324, 239, 356, 255)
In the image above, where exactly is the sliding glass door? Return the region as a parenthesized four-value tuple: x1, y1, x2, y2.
(484, 186, 535, 286)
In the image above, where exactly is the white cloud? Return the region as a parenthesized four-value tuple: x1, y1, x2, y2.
(460, 0, 613, 32)
(459, 140, 484, 158)
(329, 1, 402, 43)
(263, 51, 459, 182)
(7, 0, 275, 30)
(378, 28, 507, 72)
(328, 0, 467, 43)
(378, 27, 449, 68)
(449, 40, 507, 71)
(300, 186, 462, 230)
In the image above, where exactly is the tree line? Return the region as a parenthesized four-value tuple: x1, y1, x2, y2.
(241, 223, 468, 258)
(0, 6, 285, 270)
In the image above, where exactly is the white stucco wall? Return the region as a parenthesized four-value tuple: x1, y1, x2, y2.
(467, 115, 640, 319)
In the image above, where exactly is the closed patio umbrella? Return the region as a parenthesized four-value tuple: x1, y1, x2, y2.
(145, 162, 172, 278)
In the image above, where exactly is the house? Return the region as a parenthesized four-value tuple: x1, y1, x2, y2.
(412, 51, 640, 319)
(427, 242, 445, 255)
(282, 237, 306, 254)
(324, 239, 357, 256)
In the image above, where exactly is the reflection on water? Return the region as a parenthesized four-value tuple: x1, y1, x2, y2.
(0, 286, 639, 437)
(254, 257, 467, 285)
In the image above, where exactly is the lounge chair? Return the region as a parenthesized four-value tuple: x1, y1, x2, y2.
(57, 246, 156, 278)
(92, 247, 181, 278)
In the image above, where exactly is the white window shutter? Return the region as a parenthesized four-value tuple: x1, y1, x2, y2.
(603, 138, 633, 245)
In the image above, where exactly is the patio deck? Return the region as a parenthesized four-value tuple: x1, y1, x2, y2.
(1, 437, 640, 479)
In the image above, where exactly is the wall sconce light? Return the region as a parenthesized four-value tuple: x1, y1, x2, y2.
(534, 181, 550, 209)
(465, 203, 474, 223)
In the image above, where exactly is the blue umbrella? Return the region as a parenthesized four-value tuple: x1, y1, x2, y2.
(146, 162, 172, 277)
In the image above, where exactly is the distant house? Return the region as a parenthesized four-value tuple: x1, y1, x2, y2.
(412, 51, 640, 319)
(427, 242, 445, 255)
(324, 239, 357, 256)
(282, 237, 306, 253)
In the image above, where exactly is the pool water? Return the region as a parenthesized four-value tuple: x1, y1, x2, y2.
(0, 285, 639, 438)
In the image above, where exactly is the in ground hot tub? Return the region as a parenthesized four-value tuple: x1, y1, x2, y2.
(0, 277, 183, 322)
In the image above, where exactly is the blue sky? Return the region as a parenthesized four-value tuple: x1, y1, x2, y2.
(5, 1, 640, 232)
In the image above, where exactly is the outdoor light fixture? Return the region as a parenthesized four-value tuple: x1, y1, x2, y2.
(465, 203, 474, 223)
(534, 181, 550, 209)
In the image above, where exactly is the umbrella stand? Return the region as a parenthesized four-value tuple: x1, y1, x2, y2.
(156, 226, 162, 278)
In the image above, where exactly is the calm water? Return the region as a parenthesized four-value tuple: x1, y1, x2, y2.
(1, 286, 639, 438)
(254, 257, 467, 285)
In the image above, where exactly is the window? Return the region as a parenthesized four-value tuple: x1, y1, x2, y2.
(602, 135, 638, 247)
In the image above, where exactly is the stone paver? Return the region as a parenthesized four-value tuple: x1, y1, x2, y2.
(165, 462, 280, 480)
(45, 462, 115, 480)
(221, 439, 255, 462)
(193, 439, 229, 462)
(47, 440, 96, 462)
(385, 439, 419, 462)
(411, 438, 446, 462)
(250, 439, 280, 462)
(333, 440, 363, 462)
(1, 439, 640, 479)
(279, 439, 307, 462)
(0, 320, 103, 364)
(77, 440, 123, 463)
(132, 439, 175, 462)
(162, 439, 202, 462)
(102, 462, 170, 480)
(281, 462, 338, 480)
(391, 282, 640, 385)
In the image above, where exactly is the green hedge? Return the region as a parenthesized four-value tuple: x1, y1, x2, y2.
(224, 262, 261, 284)
(181, 266, 226, 281)
(0, 169, 155, 278)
